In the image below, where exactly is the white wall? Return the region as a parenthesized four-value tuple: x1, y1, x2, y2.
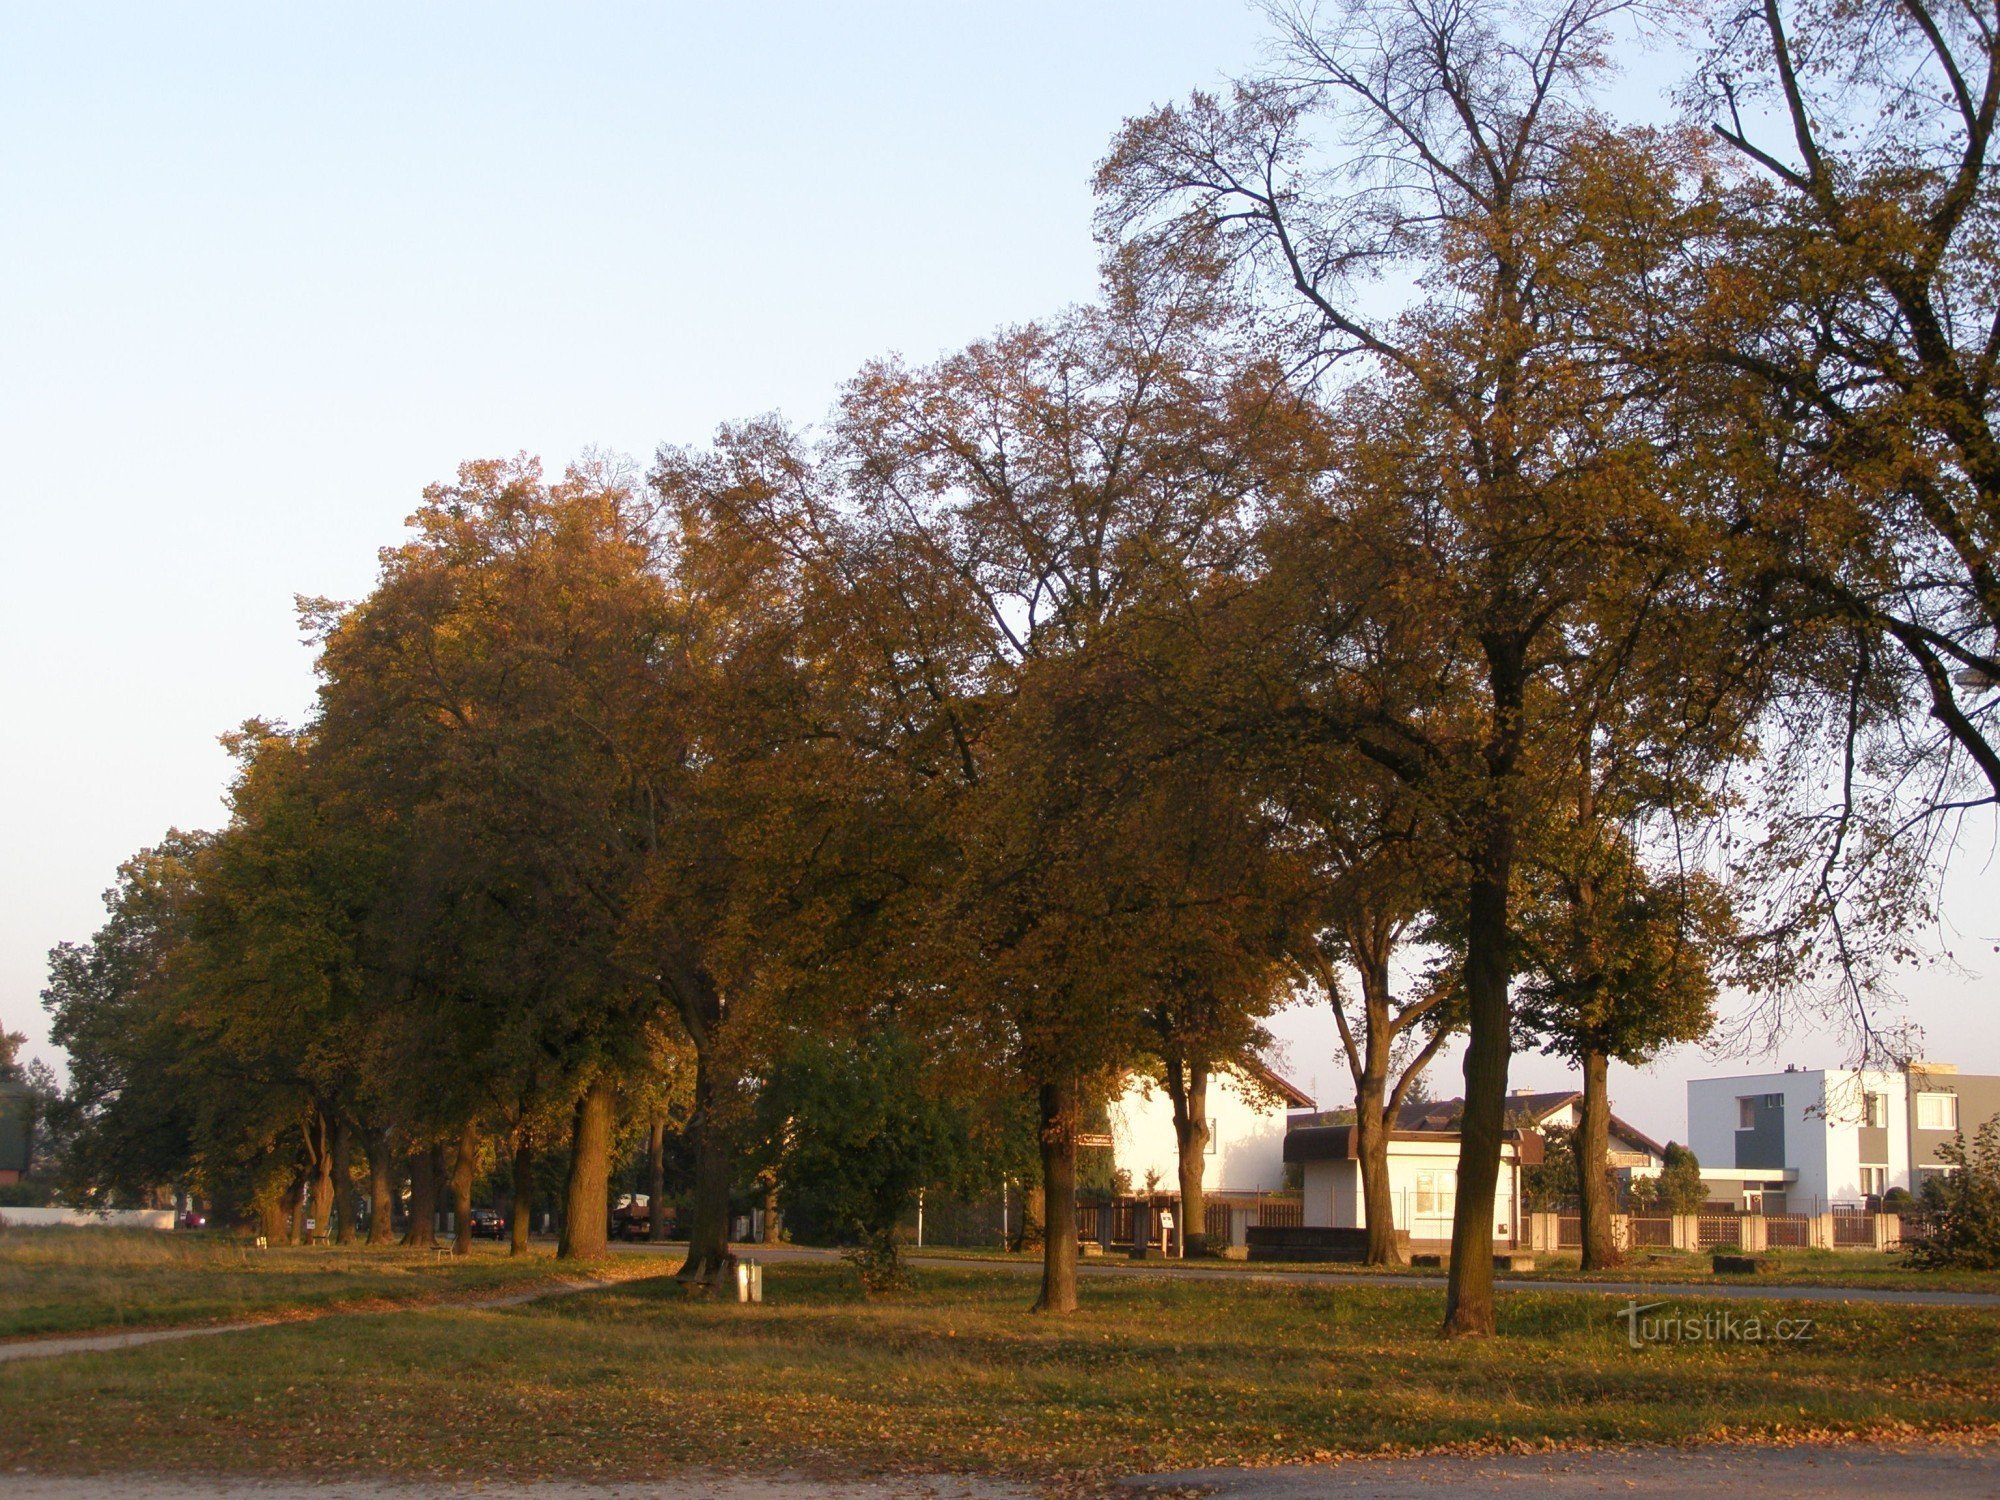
(1109, 1067, 1294, 1195)
(1301, 1137, 1522, 1241)
(0, 1207, 175, 1230)
(1687, 1067, 1924, 1206)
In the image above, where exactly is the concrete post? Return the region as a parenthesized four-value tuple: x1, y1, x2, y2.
(1738, 1214, 1768, 1253)
(1874, 1213, 1899, 1250)
(1130, 1201, 1155, 1260)
(1671, 1214, 1698, 1251)
(1229, 1206, 1251, 1251)
(1527, 1212, 1558, 1253)
(1810, 1212, 1835, 1250)
(1612, 1214, 1631, 1253)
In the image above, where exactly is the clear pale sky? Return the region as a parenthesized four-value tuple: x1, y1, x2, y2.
(2, 3, 1993, 1146)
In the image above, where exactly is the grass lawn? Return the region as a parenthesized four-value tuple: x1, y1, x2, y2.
(0, 1228, 658, 1339)
(3, 1259, 1996, 1487)
(910, 1243, 2000, 1293)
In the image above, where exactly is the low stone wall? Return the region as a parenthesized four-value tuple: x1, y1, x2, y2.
(0, 1207, 176, 1230)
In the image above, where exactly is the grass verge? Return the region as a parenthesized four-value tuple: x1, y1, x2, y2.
(906, 1243, 2000, 1293)
(0, 1228, 658, 1339)
(2, 1261, 1995, 1485)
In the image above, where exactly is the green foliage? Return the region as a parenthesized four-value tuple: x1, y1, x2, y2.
(1523, 1124, 1580, 1212)
(1627, 1143, 1706, 1215)
(1908, 1123, 2000, 1272)
(756, 1028, 971, 1291)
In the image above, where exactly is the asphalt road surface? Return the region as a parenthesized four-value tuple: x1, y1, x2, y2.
(7, 1442, 2000, 1499)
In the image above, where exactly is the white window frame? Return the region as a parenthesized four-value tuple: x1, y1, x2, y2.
(1862, 1092, 1888, 1128)
(1915, 1092, 1959, 1131)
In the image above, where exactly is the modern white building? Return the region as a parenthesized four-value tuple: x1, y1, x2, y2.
(1687, 1062, 1999, 1209)
(1108, 1059, 1313, 1196)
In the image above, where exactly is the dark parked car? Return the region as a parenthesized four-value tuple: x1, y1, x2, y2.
(468, 1207, 506, 1240)
(612, 1194, 673, 1240)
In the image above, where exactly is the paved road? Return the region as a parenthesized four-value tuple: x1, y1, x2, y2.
(6, 1443, 1998, 1499)
(1131, 1440, 2000, 1496)
(0, 1275, 621, 1365)
(616, 1242, 2000, 1308)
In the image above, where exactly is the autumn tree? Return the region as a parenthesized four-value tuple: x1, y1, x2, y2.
(1688, 0, 2000, 815)
(312, 457, 674, 1262)
(1098, 0, 1760, 1333)
(779, 268, 1315, 1312)
(1513, 845, 1729, 1267)
(42, 837, 210, 1212)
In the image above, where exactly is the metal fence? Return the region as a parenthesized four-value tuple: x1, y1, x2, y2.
(1696, 1214, 1741, 1247)
(1765, 1213, 1811, 1248)
(1832, 1210, 1876, 1247)
(1629, 1216, 1674, 1247)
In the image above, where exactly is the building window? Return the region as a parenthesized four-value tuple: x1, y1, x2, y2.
(1859, 1165, 1885, 1196)
(1738, 1094, 1781, 1128)
(1204, 1118, 1218, 1155)
(1916, 1092, 1959, 1131)
(1415, 1170, 1451, 1215)
(1863, 1092, 1888, 1128)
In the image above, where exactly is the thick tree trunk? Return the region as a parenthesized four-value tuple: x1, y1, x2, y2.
(1019, 1184, 1046, 1251)
(1443, 833, 1515, 1338)
(401, 1145, 438, 1249)
(676, 1050, 735, 1284)
(558, 1078, 613, 1260)
(1577, 1047, 1619, 1271)
(1033, 1077, 1079, 1314)
(1169, 1059, 1212, 1258)
(308, 1116, 334, 1243)
(761, 1175, 782, 1245)
(330, 1115, 357, 1245)
(451, 1119, 478, 1256)
(1354, 1076, 1404, 1267)
(647, 1116, 668, 1242)
(510, 1135, 534, 1255)
(365, 1127, 398, 1246)
(256, 1182, 290, 1244)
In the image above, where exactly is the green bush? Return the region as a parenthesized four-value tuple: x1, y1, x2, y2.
(1906, 1121, 2000, 1271)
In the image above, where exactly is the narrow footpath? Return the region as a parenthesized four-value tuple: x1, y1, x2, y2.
(0, 1275, 621, 1366)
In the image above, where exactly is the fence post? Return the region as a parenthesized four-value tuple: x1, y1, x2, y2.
(1229, 1206, 1251, 1251)
(1874, 1213, 1899, 1251)
(1671, 1214, 1696, 1251)
(1739, 1214, 1767, 1253)
(1532, 1211, 1560, 1253)
(1809, 1211, 1834, 1249)
(1612, 1213, 1631, 1253)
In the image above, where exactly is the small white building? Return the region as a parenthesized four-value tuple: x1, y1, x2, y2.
(1108, 1058, 1313, 1196)
(1285, 1113, 1539, 1245)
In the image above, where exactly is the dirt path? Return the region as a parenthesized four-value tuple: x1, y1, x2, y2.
(0, 1275, 624, 1366)
(613, 1243, 2000, 1308)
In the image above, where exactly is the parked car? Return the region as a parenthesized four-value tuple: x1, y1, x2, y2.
(611, 1194, 672, 1240)
(178, 1208, 207, 1230)
(468, 1207, 506, 1240)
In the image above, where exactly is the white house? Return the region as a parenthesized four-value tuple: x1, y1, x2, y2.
(1687, 1061, 2000, 1208)
(1108, 1058, 1314, 1196)
(1285, 1098, 1549, 1246)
